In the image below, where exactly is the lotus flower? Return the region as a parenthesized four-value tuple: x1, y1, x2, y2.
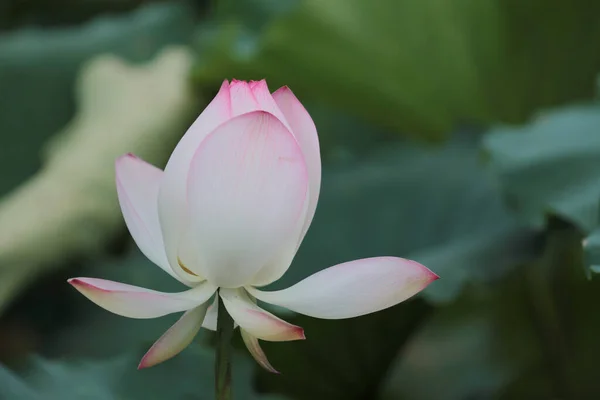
(68, 80, 438, 372)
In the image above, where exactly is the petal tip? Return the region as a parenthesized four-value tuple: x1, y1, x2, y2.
(273, 85, 291, 95)
(137, 357, 150, 370)
(67, 277, 85, 288)
(295, 326, 306, 340)
(420, 265, 440, 283)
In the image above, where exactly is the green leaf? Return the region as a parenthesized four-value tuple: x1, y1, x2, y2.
(583, 226, 600, 274)
(2, 346, 285, 400)
(382, 225, 600, 399)
(251, 133, 538, 399)
(193, 0, 600, 138)
(483, 104, 600, 232)
(272, 133, 538, 304)
(381, 277, 541, 400)
(0, 1, 195, 195)
(255, 298, 432, 400)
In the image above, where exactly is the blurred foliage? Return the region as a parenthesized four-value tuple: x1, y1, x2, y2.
(272, 134, 539, 304)
(0, 1, 195, 195)
(2, 1, 600, 400)
(194, 0, 600, 139)
(0, 44, 197, 314)
(483, 104, 600, 233)
(1, 346, 284, 400)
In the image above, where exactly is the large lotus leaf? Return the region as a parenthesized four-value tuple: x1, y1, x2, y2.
(193, 0, 600, 138)
(483, 103, 600, 233)
(272, 133, 538, 304)
(584, 226, 600, 274)
(0, 1, 195, 195)
(249, 134, 538, 400)
(382, 226, 600, 399)
(0, 346, 285, 400)
(0, 46, 198, 314)
(381, 277, 542, 400)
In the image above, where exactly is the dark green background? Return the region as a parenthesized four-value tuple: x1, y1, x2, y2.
(2, 1, 600, 399)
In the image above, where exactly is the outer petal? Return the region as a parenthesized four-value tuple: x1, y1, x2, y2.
(247, 257, 438, 319)
(229, 79, 262, 116)
(158, 81, 232, 281)
(220, 288, 305, 342)
(249, 87, 322, 287)
(68, 278, 217, 319)
(201, 296, 218, 331)
(115, 154, 181, 281)
(138, 303, 208, 369)
(249, 192, 309, 287)
(182, 111, 308, 287)
(249, 80, 292, 133)
(241, 329, 279, 373)
(272, 87, 321, 241)
(201, 296, 239, 331)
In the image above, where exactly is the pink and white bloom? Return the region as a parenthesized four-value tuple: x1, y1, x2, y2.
(68, 79, 438, 372)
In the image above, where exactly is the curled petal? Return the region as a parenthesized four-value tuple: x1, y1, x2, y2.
(241, 329, 279, 374)
(158, 81, 232, 281)
(68, 278, 217, 319)
(247, 257, 438, 319)
(220, 288, 304, 342)
(115, 154, 183, 282)
(138, 303, 209, 369)
(182, 111, 308, 287)
(272, 87, 321, 241)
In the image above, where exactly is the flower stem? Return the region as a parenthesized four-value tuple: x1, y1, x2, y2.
(215, 290, 234, 400)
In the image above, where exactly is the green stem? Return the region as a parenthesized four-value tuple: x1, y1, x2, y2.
(215, 290, 234, 400)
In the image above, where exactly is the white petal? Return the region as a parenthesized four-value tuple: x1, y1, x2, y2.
(201, 296, 218, 331)
(138, 304, 208, 369)
(249, 87, 322, 287)
(68, 278, 217, 319)
(249, 191, 309, 287)
(182, 111, 308, 287)
(158, 81, 232, 281)
(241, 329, 279, 373)
(115, 154, 181, 281)
(201, 296, 239, 331)
(219, 288, 305, 341)
(272, 87, 321, 241)
(247, 257, 438, 319)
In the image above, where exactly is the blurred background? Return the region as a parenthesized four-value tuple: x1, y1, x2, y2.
(1, 0, 600, 399)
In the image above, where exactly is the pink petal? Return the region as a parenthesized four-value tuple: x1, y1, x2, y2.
(220, 288, 305, 342)
(116, 154, 182, 282)
(181, 111, 308, 287)
(247, 257, 438, 319)
(249, 80, 293, 133)
(229, 80, 261, 116)
(241, 329, 279, 373)
(272, 87, 321, 241)
(158, 81, 232, 281)
(138, 304, 208, 369)
(249, 87, 322, 286)
(68, 278, 217, 319)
